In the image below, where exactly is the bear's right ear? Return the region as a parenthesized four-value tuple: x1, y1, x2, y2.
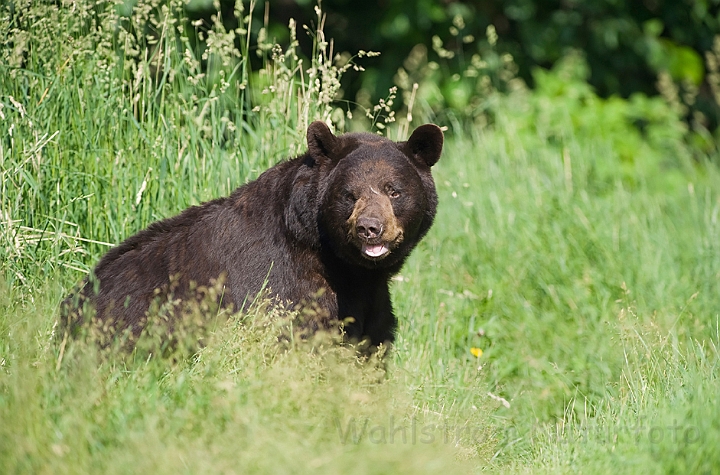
(307, 121, 339, 162)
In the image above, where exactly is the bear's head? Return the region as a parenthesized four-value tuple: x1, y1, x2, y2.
(308, 121, 443, 270)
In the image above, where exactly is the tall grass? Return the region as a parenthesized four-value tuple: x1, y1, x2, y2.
(0, 289, 494, 474)
(398, 119, 720, 471)
(2, 1, 720, 473)
(1, 0, 355, 294)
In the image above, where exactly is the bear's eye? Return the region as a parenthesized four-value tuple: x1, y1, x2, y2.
(386, 185, 400, 199)
(345, 190, 357, 202)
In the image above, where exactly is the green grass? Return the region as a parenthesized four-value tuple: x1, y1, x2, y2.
(399, 124, 720, 472)
(2, 1, 720, 473)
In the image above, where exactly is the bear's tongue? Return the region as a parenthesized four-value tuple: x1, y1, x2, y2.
(362, 243, 389, 258)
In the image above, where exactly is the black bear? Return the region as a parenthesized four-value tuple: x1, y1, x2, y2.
(62, 121, 443, 350)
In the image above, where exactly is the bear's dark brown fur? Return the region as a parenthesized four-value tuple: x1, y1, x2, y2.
(62, 121, 443, 349)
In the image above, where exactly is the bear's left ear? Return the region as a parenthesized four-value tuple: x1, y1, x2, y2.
(307, 121, 339, 162)
(404, 124, 444, 167)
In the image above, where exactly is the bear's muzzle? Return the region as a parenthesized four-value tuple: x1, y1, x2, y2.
(347, 195, 403, 260)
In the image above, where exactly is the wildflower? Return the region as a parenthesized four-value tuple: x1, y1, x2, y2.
(470, 347, 483, 358)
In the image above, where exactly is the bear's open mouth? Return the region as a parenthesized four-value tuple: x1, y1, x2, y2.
(361, 243, 390, 258)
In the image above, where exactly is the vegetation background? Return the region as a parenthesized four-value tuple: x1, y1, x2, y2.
(187, 0, 720, 133)
(2, 0, 720, 473)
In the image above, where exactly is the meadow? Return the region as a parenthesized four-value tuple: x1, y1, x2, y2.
(2, 2, 720, 473)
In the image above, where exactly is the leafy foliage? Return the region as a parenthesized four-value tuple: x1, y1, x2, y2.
(222, 0, 719, 135)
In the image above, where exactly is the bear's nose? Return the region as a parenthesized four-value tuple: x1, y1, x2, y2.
(356, 217, 384, 240)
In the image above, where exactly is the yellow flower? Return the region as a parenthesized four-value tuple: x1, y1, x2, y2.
(470, 347, 483, 358)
